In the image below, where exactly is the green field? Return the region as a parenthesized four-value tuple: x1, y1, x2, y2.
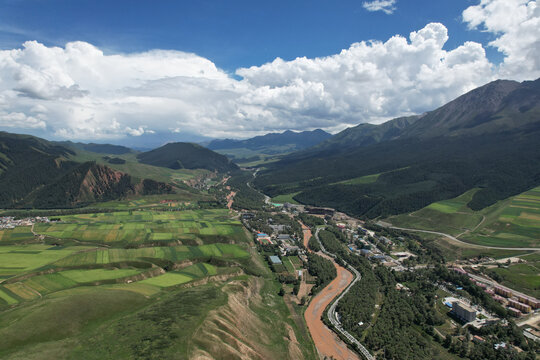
(0, 237, 248, 306)
(271, 192, 301, 205)
(0, 193, 317, 359)
(333, 167, 411, 186)
(334, 172, 381, 185)
(54, 243, 247, 267)
(460, 187, 540, 248)
(0, 245, 93, 278)
(31, 209, 248, 246)
(490, 252, 540, 298)
(387, 187, 540, 248)
(283, 256, 297, 273)
(0, 226, 35, 243)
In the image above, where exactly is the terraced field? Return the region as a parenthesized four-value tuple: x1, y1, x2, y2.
(53, 243, 248, 267)
(33, 209, 247, 246)
(0, 208, 250, 308)
(0, 245, 93, 278)
(0, 203, 317, 360)
(461, 187, 540, 248)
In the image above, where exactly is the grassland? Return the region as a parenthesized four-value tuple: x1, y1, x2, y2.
(489, 252, 540, 298)
(272, 192, 301, 205)
(460, 187, 540, 248)
(333, 172, 381, 185)
(387, 187, 540, 249)
(332, 167, 411, 186)
(0, 244, 316, 360)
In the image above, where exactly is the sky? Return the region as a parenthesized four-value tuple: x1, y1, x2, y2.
(0, 0, 539, 146)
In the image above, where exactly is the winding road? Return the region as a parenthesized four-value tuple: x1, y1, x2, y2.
(381, 223, 540, 251)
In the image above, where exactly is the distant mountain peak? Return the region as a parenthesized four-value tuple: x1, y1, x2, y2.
(207, 129, 332, 155)
(137, 142, 238, 172)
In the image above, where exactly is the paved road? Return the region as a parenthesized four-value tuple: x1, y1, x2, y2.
(381, 224, 540, 251)
(315, 228, 375, 360)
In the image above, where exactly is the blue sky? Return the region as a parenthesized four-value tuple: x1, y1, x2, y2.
(0, 0, 538, 145)
(0, 0, 503, 71)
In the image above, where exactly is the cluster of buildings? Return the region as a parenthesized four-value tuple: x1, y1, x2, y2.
(487, 285, 540, 317)
(0, 216, 50, 229)
(453, 267, 540, 318)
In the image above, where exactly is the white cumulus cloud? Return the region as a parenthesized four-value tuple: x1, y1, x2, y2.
(0, 0, 538, 142)
(237, 23, 493, 127)
(463, 0, 540, 80)
(362, 0, 397, 14)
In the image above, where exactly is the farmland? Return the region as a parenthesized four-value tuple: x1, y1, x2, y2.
(387, 187, 540, 249)
(489, 253, 540, 298)
(0, 208, 249, 310)
(0, 226, 36, 243)
(0, 202, 316, 359)
(32, 209, 248, 246)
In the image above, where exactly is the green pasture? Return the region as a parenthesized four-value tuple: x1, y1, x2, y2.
(271, 192, 301, 205)
(333, 167, 411, 186)
(138, 273, 193, 287)
(283, 257, 296, 273)
(460, 186, 540, 248)
(334, 172, 381, 185)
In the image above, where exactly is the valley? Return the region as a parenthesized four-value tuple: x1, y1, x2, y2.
(0, 76, 539, 360)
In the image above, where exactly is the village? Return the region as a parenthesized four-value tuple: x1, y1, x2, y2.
(0, 216, 50, 230)
(239, 200, 540, 356)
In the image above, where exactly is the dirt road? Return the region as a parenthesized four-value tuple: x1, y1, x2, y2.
(301, 223, 360, 360)
(381, 223, 540, 251)
(226, 191, 236, 210)
(302, 224, 312, 249)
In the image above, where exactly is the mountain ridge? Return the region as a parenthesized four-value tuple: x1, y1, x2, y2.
(254, 78, 540, 218)
(137, 142, 239, 173)
(207, 129, 332, 156)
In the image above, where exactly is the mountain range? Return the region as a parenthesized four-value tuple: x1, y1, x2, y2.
(254, 78, 540, 218)
(206, 129, 332, 161)
(0, 133, 234, 208)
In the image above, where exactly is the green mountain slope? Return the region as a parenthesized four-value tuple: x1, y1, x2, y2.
(28, 162, 174, 208)
(137, 142, 238, 172)
(254, 78, 540, 218)
(0, 132, 174, 208)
